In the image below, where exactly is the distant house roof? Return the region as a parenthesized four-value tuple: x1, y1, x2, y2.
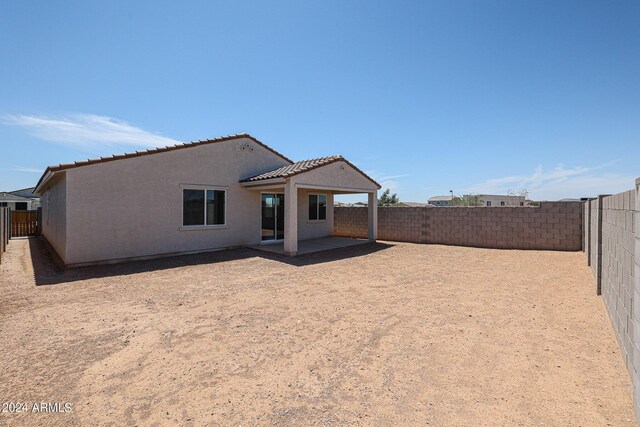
(401, 202, 429, 207)
(240, 155, 381, 188)
(9, 187, 38, 199)
(0, 192, 32, 202)
(428, 195, 454, 202)
(35, 133, 293, 193)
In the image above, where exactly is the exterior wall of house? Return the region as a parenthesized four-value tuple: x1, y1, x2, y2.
(0, 201, 34, 210)
(482, 195, 526, 207)
(41, 173, 67, 261)
(297, 188, 334, 240)
(60, 137, 290, 266)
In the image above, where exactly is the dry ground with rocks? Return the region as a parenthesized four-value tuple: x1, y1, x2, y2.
(0, 237, 634, 426)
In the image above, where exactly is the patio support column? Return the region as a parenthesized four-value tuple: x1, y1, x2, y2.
(284, 180, 298, 256)
(368, 190, 378, 242)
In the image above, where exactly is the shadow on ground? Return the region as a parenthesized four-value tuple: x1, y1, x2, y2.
(27, 236, 394, 286)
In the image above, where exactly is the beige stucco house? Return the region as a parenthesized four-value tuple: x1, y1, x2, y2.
(34, 133, 380, 267)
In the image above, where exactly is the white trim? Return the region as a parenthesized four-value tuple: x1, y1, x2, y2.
(179, 183, 229, 190)
(295, 183, 377, 193)
(180, 185, 228, 228)
(240, 178, 286, 188)
(180, 224, 229, 231)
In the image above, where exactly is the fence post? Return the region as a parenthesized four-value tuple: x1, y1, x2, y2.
(595, 195, 607, 295)
(585, 200, 591, 265)
(37, 207, 42, 235)
(632, 178, 640, 419)
(0, 209, 4, 264)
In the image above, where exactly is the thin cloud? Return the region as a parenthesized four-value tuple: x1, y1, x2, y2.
(366, 171, 409, 192)
(463, 162, 634, 200)
(2, 166, 43, 173)
(4, 113, 180, 150)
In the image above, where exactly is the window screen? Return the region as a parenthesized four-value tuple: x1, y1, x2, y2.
(206, 190, 225, 225)
(309, 195, 318, 220)
(318, 195, 327, 220)
(183, 189, 205, 226)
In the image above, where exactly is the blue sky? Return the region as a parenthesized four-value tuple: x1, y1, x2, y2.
(1, 1, 638, 201)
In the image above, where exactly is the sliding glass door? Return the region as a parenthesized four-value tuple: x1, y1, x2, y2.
(261, 193, 285, 241)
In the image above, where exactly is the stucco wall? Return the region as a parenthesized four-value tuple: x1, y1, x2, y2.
(335, 202, 583, 251)
(296, 188, 334, 240)
(61, 137, 290, 265)
(41, 173, 67, 261)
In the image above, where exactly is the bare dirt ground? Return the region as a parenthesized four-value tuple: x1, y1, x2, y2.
(0, 237, 634, 426)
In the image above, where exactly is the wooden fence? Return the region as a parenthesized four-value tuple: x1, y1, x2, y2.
(11, 210, 38, 237)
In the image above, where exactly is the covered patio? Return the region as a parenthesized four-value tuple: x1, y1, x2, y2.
(240, 155, 380, 256)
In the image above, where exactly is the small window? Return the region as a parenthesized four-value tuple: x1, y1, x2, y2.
(15, 202, 28, 210)
(182, 188, 226, 226)
(519, 202, 524, 207)
(500, 201, 505, 206)
(0, 202, 7, 207)
(308, 194, 327, 221)
(486, 201, 491, 207)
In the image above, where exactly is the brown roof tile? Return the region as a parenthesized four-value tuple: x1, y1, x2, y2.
(35, 133, 293, 191)
(241, 155, 381, 188)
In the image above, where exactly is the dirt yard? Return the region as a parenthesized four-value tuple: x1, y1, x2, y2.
(0, 237, 634, 426)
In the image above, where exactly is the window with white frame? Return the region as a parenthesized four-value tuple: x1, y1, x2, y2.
(308, 194, 327, 221)
(182, 188, 226, 226)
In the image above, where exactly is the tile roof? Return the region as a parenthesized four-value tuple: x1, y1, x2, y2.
(240, 155, 381, 188)
(9, 187, 38, 199)
(0, 192, 32, 202)
(428, 195, 454, 202)
(35, 133, 292, 192)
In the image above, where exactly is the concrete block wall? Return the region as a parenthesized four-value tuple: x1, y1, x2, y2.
(333, 205, 368, 238)
(600, 190, 635, 373)
(583, 179, 640, 421)
(334, 201, 583, 251)
(634, 178, 640, 422)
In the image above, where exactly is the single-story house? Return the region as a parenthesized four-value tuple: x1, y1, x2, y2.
(34, 133, 380, 267)
(427, 195, 454, 206)
(482, 194, 526, 207)
(0, 192, 36, 210)
(9, 187, 40, 209)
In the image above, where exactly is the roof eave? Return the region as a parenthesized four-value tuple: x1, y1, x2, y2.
(34, 169, 54, 195)
(239, 177, 286, 187)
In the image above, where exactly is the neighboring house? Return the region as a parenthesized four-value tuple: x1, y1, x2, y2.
(9, 187, 40, 209)
(482, 194, 526, 207)
(428, 195, 454, 206)
(35, 133, 380, 267)
(429, 194, 527, 207)
(0, 192, 35, 210)
(400, 202, 429, 207)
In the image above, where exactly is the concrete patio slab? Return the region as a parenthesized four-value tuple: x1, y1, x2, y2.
(252, 236, 370, 255)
